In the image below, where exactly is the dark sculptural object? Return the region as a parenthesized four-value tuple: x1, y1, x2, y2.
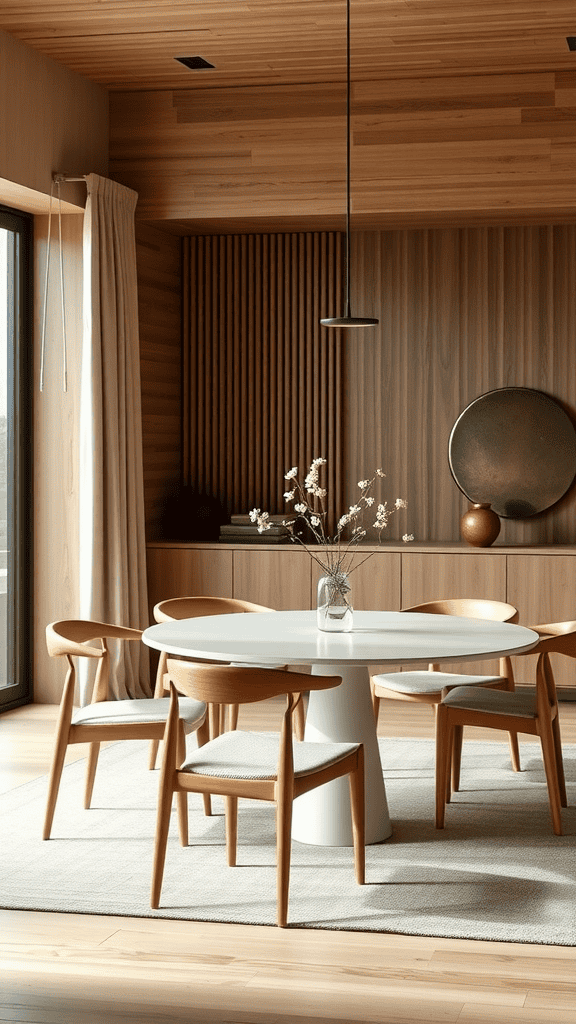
(449, 388, 576, 519)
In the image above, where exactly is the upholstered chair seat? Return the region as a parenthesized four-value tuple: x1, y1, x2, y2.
(72, 696, 206, 730)
(180, 729, 359, 781)
(374, 669, 505, 696)
(441, 686, 537, 718)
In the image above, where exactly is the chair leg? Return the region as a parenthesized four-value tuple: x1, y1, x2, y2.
(176, 724, 188, 845)
(227, 704, 239, 731)
(507, 731, 521, 773)
(195, 718, 213, 817)
(435, 707, 452, 829)
(149, 652, 168, 770)
(151, 785, 174, 909)
(208, 704, 221, 739)
(293, 694, 306, 741)
(538, 717, 564, 836)
(225, 796, 238, 866)
(276, 791, 293, 928)
(348, 747, 365, 885)
(371, 680, 380, 724)
(84, 742, 101, 809)
(552, 716, 568, 807)
(450, 725, 463, 794)
(148, 739, 160, 771)
(434, 705, 452, 804)
(42, 723, 70, 840)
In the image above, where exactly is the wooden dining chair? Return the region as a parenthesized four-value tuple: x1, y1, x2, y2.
(148, 596, 306, 773)
(435, 621, 576, 835)
(43, 620, 208, 840)
(371, 599, 521, 793)
(151, 662, 365, 927)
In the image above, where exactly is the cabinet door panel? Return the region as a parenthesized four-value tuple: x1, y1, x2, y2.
(401, 552, 508, 675)
(233, 549, 312, 610)
(507, 554, 576, 689)
(311, 553, 401, 611)
(146, 547, 233, 616)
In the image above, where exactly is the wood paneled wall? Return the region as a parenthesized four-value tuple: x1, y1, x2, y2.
(0, 27, 108, 210)
(167, 225, 576, 547)
(136, 223, 182, 539)
(110, 70, 576, 231)
(183, 232, 343, 521)
(345, 226, 576, 544)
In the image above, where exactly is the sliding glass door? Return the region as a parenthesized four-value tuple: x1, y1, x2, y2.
(0, 205, 32, 710)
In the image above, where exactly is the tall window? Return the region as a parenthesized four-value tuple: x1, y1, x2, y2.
(0, 205, 31, 710)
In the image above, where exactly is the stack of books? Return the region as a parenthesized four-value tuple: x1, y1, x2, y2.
(219, 514, 292, 544)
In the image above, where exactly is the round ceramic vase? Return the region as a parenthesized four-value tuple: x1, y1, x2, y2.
(460, 502, 501, 547)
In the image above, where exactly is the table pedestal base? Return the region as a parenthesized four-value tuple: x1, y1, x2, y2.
(291, 663, 392, 846)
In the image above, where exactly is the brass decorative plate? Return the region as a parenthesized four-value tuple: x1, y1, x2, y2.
(448, 388, 576, 518)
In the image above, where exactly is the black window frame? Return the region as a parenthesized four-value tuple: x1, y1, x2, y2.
(0, 203, 32, 711)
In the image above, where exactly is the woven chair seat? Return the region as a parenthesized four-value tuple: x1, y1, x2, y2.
(372, 670, 505, 696)
(72, 697, 207, 732)
(180, 729, 359, 780)
(442, 686, 536, 718)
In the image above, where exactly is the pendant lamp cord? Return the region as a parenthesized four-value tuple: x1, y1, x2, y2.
(39, 177, 68, 392)
(344, 0, 351, 318)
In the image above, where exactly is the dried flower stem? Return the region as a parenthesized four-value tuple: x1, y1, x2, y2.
(250, 459, 410, 581)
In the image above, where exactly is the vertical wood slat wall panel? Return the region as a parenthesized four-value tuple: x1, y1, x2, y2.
(136, 222, 182, 540)
(183, 232, 343, 521)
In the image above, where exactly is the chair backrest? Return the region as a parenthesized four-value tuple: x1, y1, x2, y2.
(528, 623, 576, 659)
(166, 660, 340, 706)
(527, 625, 576, 714)
(530, 620, 576, 641)
(154, 596, 274, 623)
(46, 620, 142, 703)
(46, 620, 142, 659)
(403, 598, 519, 623)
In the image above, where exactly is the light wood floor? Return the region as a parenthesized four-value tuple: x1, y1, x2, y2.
(1, 697, 576, 1024)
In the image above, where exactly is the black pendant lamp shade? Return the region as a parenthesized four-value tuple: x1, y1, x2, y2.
(321, 0, 378, 328)
(321, 314, 379, 327)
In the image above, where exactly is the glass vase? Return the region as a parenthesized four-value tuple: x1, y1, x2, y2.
(317, 572, 353, 632)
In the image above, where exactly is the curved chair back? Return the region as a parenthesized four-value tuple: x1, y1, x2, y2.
(403, 598, 518, 624)
(46, 620, 142, 705)
(154, 596, 273, 622)
(166, 660, 336, 706)
(46, 619, 142, 659)
(529, 620, 576, 640)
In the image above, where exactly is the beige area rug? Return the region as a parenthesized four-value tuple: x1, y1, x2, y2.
(1, 738, 575, 943)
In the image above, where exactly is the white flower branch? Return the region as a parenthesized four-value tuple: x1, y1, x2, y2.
(250, 458, 412, 580)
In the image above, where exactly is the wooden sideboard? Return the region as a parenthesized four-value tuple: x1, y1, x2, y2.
(146, 541, 576, 687)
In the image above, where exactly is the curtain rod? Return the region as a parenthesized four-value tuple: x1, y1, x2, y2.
(53, 174, 87, 183)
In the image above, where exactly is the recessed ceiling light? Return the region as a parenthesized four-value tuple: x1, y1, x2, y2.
(566, 37, 576, 51)
(175, 55, 215, 70)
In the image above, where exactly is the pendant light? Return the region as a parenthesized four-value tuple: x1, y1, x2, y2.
(321, 0, 378, 328)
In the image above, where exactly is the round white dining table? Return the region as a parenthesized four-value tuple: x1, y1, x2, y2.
(142, 610, 539, 847)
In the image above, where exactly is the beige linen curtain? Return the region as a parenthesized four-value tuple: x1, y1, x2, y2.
(79, 174, 150, 701)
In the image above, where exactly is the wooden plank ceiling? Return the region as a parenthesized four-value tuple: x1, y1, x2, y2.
(0, 2, 576, 92)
